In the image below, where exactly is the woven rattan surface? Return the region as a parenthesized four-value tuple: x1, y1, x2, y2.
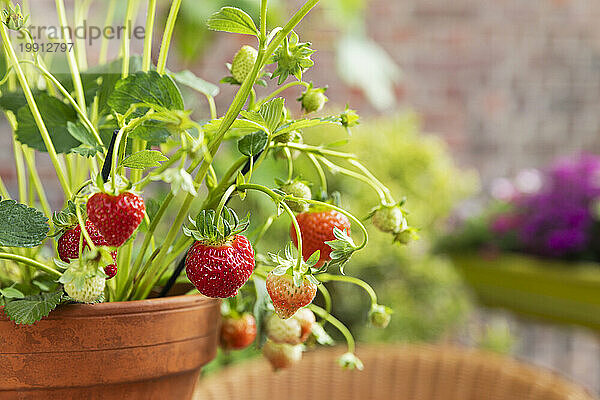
(195, 345, 597, 400)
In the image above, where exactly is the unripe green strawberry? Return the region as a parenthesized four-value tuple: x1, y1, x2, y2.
(298, 87, 327, 113)
(231, 45, 258, 84)
(64, 275, 105, 303)
(393, 227, 419, 244)
(372, 206, 405, 233)
(266, 313, 302, 345)
(280, 180, 311, 213)
(368, 304, 393, 328)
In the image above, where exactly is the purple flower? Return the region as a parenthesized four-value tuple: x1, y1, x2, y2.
(512, 154, 600, 258)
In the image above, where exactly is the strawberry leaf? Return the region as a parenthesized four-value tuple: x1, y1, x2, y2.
(4, 290, 63, 325)
(207, 7, 259, 37)
(171, 70, 219, 97)
(15, 93, 82, 153)
(0, 198, 49, 247)
(258, 98, 285, 133)
(238, 131, 268, 156)
(121, 150, 168, 169)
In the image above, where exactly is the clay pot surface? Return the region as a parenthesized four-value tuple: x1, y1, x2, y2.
(0, 295, 220, 400)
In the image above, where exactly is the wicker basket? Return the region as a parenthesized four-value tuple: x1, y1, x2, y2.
(195, 345, 597, 400)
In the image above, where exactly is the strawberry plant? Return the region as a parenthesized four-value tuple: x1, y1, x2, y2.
(0, 0, 413, 370)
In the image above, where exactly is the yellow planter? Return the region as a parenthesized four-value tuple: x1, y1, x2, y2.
(450, 253, 600, 330)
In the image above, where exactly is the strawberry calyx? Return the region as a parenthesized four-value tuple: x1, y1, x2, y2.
(51, 201, 84, 237)
(267, 242, 320, 287)
(271, 31, 315, 84)
(183, 206, 250, 246)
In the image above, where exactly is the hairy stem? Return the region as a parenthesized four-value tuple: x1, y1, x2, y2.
(0, 253, 61, 278)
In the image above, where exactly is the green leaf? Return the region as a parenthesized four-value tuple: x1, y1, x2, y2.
(258, 98, 285, 133)
(15, 93, 81, 153)
(238, 131, 268, 156)
(129, 119, 173, 146)
(67, 121, 97, 147)
(4, 290, 63, 325)
(89, 56, 144, 114)
(0, 90, 40, 113)
(0, 198, 49, 247)
(107, 71, 184, 115)
(207, 7, 259, 36)
(121, 150, 168, 169)
(0, 287, 24, 299)
(171, 70, 219, 97)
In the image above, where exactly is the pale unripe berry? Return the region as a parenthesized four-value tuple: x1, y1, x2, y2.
(231, 45, 258, 84)
(64, 275, 105, 303)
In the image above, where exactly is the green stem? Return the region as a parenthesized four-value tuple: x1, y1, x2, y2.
(306, 152, 326, 194)
(120, 0, 138, 78)
(348, 159, 394, 204)
(98, 0, 117, 64)
(260, 0, 267, 41)
(285, 148, 294, 181)
(0, 253, 61, 278)
(156, 0, 182, 74)
(73, 0, 92, 70)
(22, 148, 51, 218)
(318, 156, 387, 204)
(255, 80, 308, 108)
(0, 24, 72, 198)
(205, 94, 217, 120)
(318, 273, 377, 305)
(317, 283, 332, 313)
(55, 0, 87, 115)
(142, 0, 157, 71)
(309, 304, 355, 353)
(274, 142, 356, 159)
(0, 176, 9, 199)
(11, 135, 27, 203)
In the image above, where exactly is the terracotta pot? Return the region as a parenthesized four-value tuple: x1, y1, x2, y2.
(0, 295, 220, 400)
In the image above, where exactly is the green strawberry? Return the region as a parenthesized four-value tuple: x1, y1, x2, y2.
(368, 304, 393, 328)
(298, 86, 328, 113)
(372, 206, 405, 233)
(231, 45, 258, 84)
(279, 179, 311, 213)
(64, 275, 105, 303)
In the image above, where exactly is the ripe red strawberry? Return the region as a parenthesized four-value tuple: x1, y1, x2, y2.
(185, 235, 255, 298)
(57, 220, 118, 279)
(266, 272, 317, 319)
(87, 192, 145, 247)
(220, 313, 257, 350)
(262, 339, 302, 370)
(290, 209, 351, 268)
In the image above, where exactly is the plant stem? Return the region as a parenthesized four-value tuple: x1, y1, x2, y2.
(98, 0, 117, 64)
(11, 136, 27, 203)
(318, 273, 377, 305)
(156, 0, 182, 74)
(318, 156, 388, 204)
(22, 148, 51, 218)
(0, 176, 9, 199)
(309, 304, 356, 353)
(255, 80, 308, 108)
(0, 24, 72, 198)
(120, 0, 137, 78)
(73, 0, 92, 70)
(306, 152, 327, 194)
(142, 0, 157, 71)
(317, 283, 332, 313)
(0, 253, 61, 278)
(55, 0, 87, 115)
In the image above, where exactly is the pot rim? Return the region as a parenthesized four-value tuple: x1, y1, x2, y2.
(0, 294, 220, 320)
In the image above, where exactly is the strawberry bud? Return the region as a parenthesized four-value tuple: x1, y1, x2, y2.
(368, 304, 393, 328)
(298, 86, 328, 113)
